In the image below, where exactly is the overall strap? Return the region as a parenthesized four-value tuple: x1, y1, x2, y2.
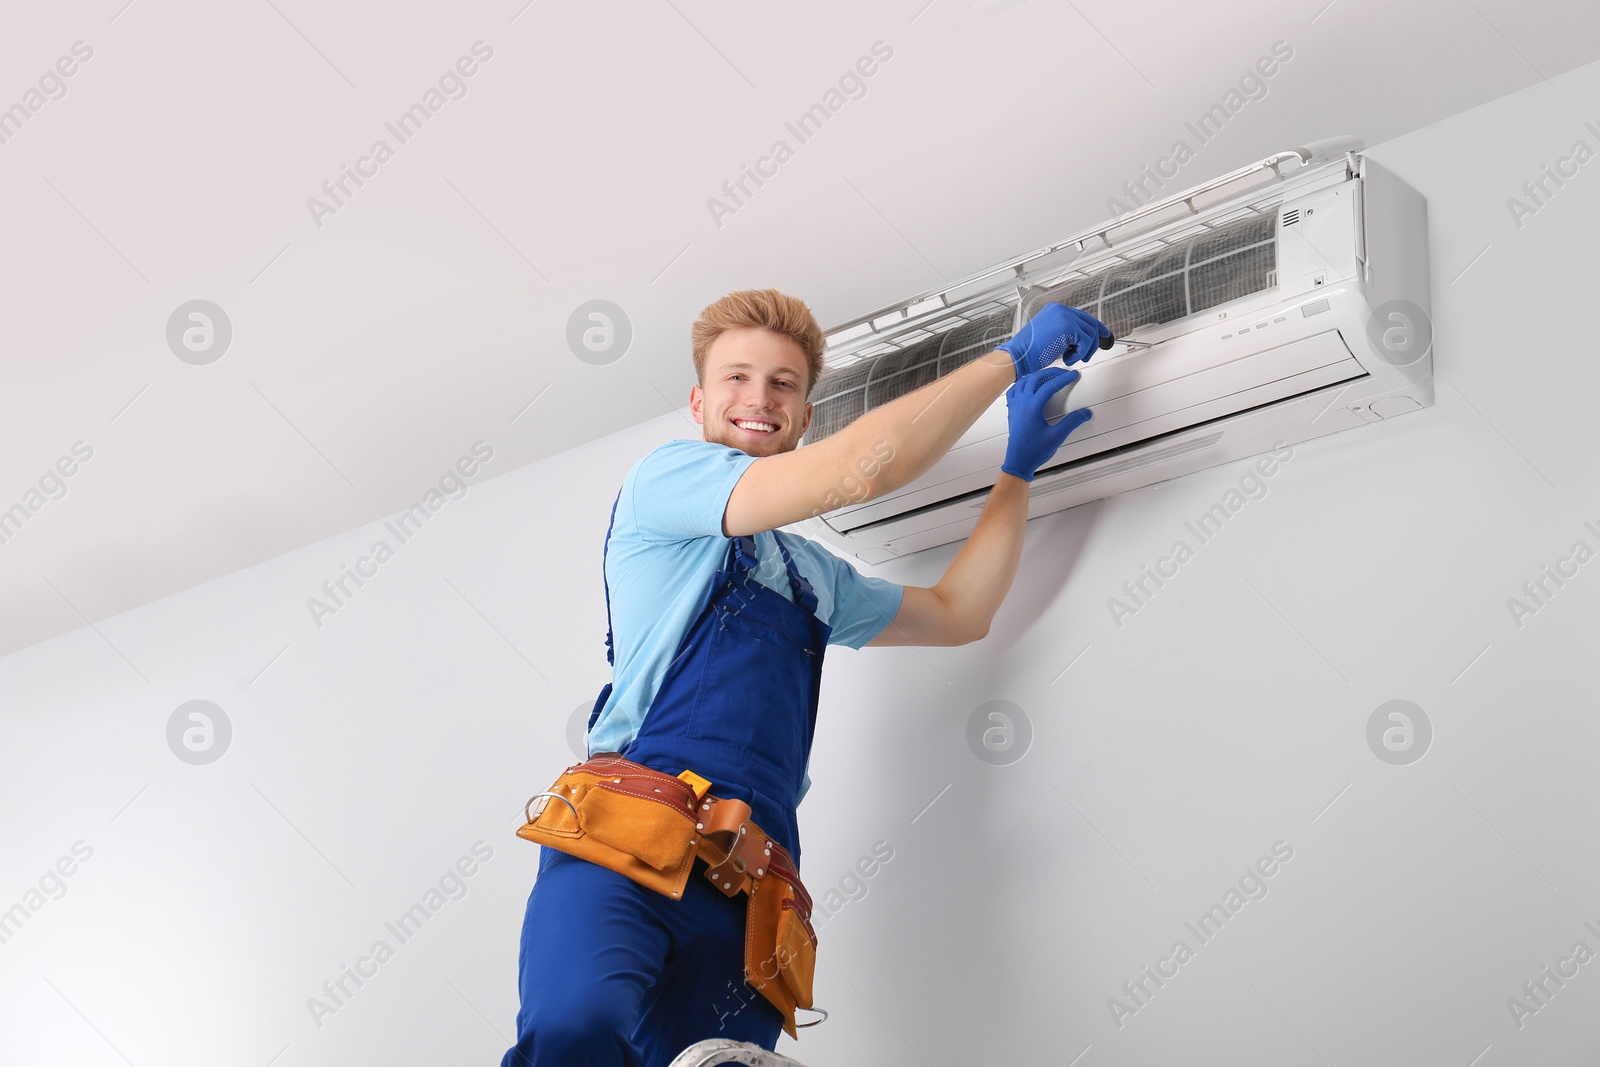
(728, 530, 814, 608)
(601, 488, 622, 667)
(772, 530, 817, 610)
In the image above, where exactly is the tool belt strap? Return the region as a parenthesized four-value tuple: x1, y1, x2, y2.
(570, 756, 815, 938)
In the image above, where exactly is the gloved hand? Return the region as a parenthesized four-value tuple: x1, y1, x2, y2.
(1001, 367, 1092, 482)
(996, 302, 1111, 380)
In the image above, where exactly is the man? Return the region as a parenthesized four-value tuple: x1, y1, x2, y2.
(502, 288, 1106, 1066)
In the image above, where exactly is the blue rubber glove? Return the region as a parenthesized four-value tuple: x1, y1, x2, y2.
(996, 302, 1111, 380)
(1001, 368, 1092, 482)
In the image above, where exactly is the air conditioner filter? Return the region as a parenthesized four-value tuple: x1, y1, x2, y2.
(803, 212, 1278, 444)
(1020, 212, 1277, 335)
(805, 309, 1013, 442)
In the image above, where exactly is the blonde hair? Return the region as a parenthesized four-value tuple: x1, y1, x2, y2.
(691, 289, 826, 401)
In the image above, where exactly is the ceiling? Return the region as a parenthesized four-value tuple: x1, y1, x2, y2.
(3, 0, 1598, 661)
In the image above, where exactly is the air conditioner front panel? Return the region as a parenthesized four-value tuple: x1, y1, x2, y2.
(1050, 328, 1362, 452)
(822, 328, 1364, 534)
(853, 388, 1372, 557)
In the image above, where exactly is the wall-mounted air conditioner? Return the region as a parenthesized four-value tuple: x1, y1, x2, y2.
(791, 136, 1433, 563)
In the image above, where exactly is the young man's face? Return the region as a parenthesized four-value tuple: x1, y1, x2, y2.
(690, 327, 813, 457)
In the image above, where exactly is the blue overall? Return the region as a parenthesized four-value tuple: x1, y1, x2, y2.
(501, 491, 830, 1066)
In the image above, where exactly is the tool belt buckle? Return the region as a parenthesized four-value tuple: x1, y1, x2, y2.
(703, 821, 772, 897)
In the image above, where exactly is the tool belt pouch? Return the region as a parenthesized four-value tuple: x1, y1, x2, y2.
(515, 757, 700, 900)
(743, 868, 818, 1039)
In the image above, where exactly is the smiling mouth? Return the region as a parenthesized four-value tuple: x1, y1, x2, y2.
(732, 418, 778, 435)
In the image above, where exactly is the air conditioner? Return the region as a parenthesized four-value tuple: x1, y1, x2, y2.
(791, 136, 1433, 564)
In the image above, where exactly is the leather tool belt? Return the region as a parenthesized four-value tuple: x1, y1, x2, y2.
(517, 753, 821, 1039)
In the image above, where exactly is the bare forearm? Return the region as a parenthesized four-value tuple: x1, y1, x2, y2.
(828, 348, 1014, 499)
(934, 472, 1030, 637)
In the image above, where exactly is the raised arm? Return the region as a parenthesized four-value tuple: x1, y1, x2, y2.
(722, 348, 1014, 537)
(722, 302, 1108, 538)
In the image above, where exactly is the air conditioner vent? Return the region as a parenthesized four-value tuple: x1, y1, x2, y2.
(1020, 431, 1226, 500)
(1282, 208, 1300, 227)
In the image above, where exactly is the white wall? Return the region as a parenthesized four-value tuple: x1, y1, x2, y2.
(5, 57, 1600, 1067)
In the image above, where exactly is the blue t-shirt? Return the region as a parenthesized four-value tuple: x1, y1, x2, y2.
(587, 438, 905, 803)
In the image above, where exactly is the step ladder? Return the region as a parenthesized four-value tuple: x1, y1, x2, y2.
(667, 1038, 812, 1066)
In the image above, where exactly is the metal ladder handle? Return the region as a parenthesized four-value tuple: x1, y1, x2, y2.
(667, 1039, 815, 1067)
